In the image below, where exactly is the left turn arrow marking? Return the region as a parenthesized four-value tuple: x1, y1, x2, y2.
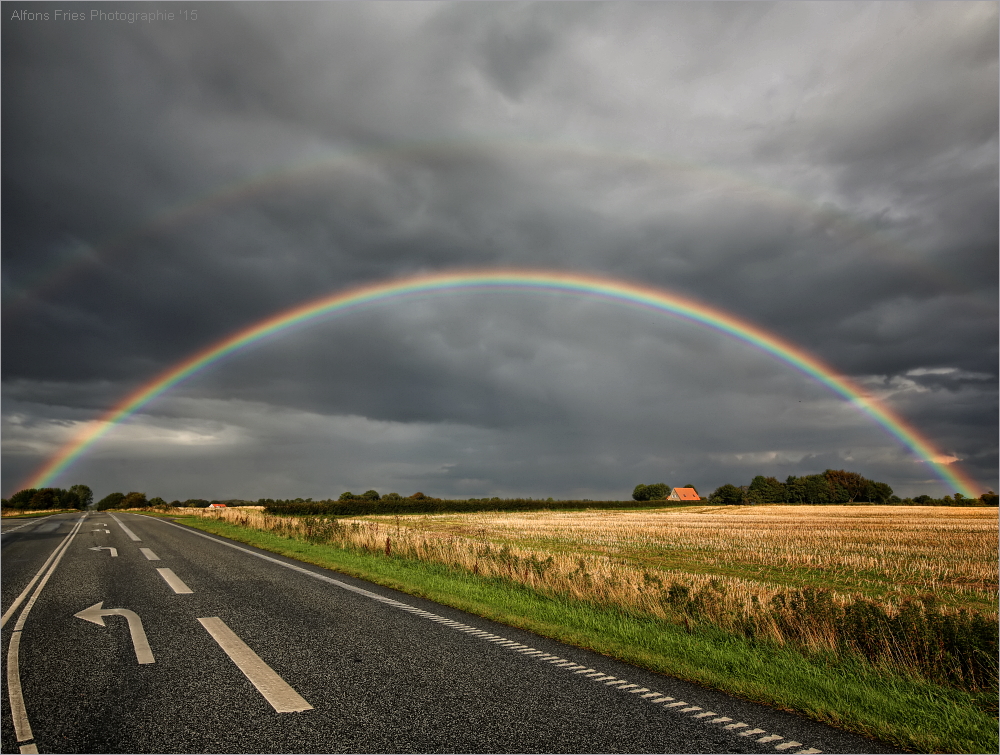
(74, 602, 154, 664)
(88, 546, 118, 557)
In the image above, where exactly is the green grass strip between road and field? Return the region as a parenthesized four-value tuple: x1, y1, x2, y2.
(167, 514, 997, 754)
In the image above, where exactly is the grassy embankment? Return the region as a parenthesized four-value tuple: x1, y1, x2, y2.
(154, 504, 998, 754)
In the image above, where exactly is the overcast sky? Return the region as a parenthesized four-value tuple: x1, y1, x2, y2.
(3, 1, 996, 502)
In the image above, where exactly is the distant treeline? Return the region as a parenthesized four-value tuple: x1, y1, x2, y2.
(1, 485, 93, 510)
(6, 472, 994, 514)
(259, 494, 670, 516)
(708, 469, 998, 506)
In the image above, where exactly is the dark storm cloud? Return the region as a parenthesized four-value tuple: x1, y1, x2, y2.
(2, 2, 996, 500)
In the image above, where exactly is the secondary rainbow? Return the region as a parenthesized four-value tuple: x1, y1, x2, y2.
(20, 269, 980, 498)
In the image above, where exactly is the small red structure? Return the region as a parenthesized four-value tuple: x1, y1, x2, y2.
(668, 487, 700, 502)
(206, 503, 227, 509)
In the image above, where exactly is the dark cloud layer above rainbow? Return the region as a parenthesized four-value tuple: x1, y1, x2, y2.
(3, 1, 997, 501)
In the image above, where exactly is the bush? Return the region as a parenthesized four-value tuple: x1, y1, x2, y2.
(96, 492, 125, 510)
(122, 491, 148, 508)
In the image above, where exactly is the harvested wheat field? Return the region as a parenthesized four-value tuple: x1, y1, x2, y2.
(191, 503, 997, 693)
(377, 505, 998, 611)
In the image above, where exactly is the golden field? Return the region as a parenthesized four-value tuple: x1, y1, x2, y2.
(192, 504, 997, 624)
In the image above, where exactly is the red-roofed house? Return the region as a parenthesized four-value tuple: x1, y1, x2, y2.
(206, 503, 227, 509)
(668, 487, 701, 502)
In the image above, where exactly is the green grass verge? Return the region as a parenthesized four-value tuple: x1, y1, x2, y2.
(0, 509, 78, 519)
(169, 515, 997, 754)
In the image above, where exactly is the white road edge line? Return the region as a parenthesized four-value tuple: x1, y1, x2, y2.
(156, 568, 193, 594)
(2, 517, 84, 629)
(0, 519, 43, 536)
(152, 516, 824, 752)
(140, 548, 160, 561)
(5, 515, 87, 745)
(198, 617, 313, 713)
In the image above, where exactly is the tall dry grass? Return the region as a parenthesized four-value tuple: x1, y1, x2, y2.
(184, 504, 998, 691)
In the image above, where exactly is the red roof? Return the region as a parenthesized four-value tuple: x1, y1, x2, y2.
(669, 487, 700, 501)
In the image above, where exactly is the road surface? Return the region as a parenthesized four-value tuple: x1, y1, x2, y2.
(2, 511, 901, 754)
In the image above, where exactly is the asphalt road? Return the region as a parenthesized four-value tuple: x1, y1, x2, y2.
(2, 511, 903, 754)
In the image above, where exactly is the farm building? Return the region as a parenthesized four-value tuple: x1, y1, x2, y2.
(668, 487, 700, 501)
(206, 502, 227, 509)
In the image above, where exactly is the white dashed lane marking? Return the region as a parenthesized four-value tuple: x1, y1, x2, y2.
(153, 516, 825, 753)
(139, 548, 160, 561)
(198, 617, 312, 713)
(108, 514, 141, 541)
(156, 568, 193, 594)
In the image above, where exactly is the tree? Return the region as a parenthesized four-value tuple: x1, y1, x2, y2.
(800, 474, 833, 503)
(980, 491, 998, 506)
(121, 492, 148, 509)
(69, 484, 93, 509)
(96, 492, 125, 511)
(865, 481, 893, 504)
(339, 492, 356, 501)
(749, 475, 786, 503)
(8, 489, 38, 509)
(361, 490, 380, 501)
(632, 484, 650, 502)
(29, 489, 61, 509)
(149, 497, 168, 509)
(784, 476, 806, 503)
(644, 483, 670, 500)
(409, 492, 427, 499)
(709, 484, 742, 505)
(824, 470, 868, 502)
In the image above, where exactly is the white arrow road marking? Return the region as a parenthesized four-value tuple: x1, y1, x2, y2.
(88, 546, 118, 557)
(198, 617, 313, 713)
(156, 568, 193, 594)
(108, 514, 141, 541)
(139, 548, 160, 561)
(74, 602, 154, 664)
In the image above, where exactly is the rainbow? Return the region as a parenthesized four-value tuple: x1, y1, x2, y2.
(19, 269, 981, 498)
